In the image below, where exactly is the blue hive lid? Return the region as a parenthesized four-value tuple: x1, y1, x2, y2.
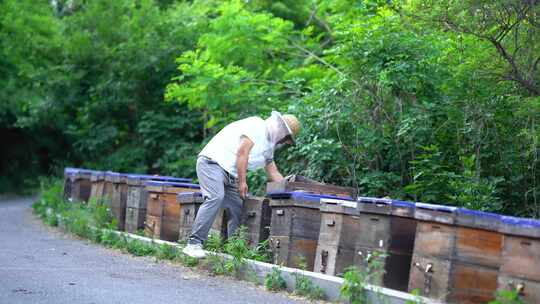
(267, 191, 354, 203)
(357, 197, 391, 205)
(144, 180, 200, 189)
(390, 199, 416, 208)
(127, 174, 192, 183)
(416, 202, 457, 213)
(501, 215, 540, 228)
(457, 208, 501, 220)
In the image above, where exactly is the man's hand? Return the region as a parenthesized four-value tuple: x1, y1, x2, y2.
(239, 180, 249, 199)
(236, 136, 254, 200)
(265, 161, 284, 182)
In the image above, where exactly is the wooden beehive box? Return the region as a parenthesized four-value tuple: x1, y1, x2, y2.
(176, 192, 226, 242)
(110, 173, 128, 231)
(103, 171, 117, 206)
(125, 174, 148, 233)
(70, 169, 93, 203)
(409, 204, 502, 304)
(144, 181, 200, 241)
(241, 196, 272, 246)
(125, 174, 193, 234)
(266, 175, 357, 199)
(63, 167, 77, 201)
(314, 198, 359, 277)
(176, 193, 271, 246)
(268, 192, 330, 271)
(498, 216, 540, 304)
(89, 171, 106, 203)
(352, 198, 417, 292)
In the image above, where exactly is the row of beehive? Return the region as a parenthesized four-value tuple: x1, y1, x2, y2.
(265, 191, 540, 304)
(63, 168, 540, 303)
(62, 168, 270, 245)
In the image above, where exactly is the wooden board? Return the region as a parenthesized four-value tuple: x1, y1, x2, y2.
(178, 203, 200, 241)
(241, 197, 272, 246)
(500, 235, 540, 282)
(111, 183, 128, 230)
(111, 206, 126, 231)
(352, 246, 387, 287)
(355, 213, 392, 249)
(408, 255, 451, 301)
(269, 236, 318, 271)
(72, 179, 92, 203)
(448, 262, 498, 304)
(144, 215, 162, 239)
(89, 181, 105, 203)
(102, 180, 114, 206)
(314, 244, 355, 276)
(125, 207, 146, 233)
(498, 275, 540, 304)
(455, 226, 502, 268)
(413, 222, 456, 260)
(266, 179, 356, 199)
(409, 255, 499, 303)
(126, 185, 148, 209)
(146, 193, 162, 217)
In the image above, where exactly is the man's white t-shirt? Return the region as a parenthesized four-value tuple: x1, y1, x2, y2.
(199, 117, 274, 177)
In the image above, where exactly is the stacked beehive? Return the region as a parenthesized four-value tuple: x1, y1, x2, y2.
(60, 167, 540, 303)
(408, 204, 503, 303)
(498, 216, 540, 303)
(144, 180, 201, 241)
(177, 193, 271, 246)
(125, 174, 192, 233)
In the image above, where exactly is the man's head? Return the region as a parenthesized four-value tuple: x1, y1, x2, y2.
(265, 111, 301, 148)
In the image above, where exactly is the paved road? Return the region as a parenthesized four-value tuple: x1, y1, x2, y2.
(0, 196, 306, 304)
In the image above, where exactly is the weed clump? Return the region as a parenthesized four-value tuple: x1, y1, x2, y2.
(265, 267, 287, 292)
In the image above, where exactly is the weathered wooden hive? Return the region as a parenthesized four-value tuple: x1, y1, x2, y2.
(63, 167, 77, 200)
(125, 174, 192, 234)
(103, 171, 116, 206)
(241, 196, 272, 246)
(314, 198, 359, 277)
(89, 171, 106, 203)
(498, 216, 540, 304)
(110, 173, 129, 231)
(268, 191, 342, 271)
(408, 204, 503, 304)
(355, 198, 417, 292)
(144, 180, 200, 241)
(70, 169, 93, 203)
(266, 175, 357, 199)
(177, 192, 271, 246)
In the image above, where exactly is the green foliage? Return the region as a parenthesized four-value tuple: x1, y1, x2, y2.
(340, 251, 388, 304)
(155, 243, 177, 261)
(5, 0, 540, 218)
(489, 288, 525, 304)
(264, 267, 287, 292)
(293, 271, 325, 300)
(204, 232, 224, 252)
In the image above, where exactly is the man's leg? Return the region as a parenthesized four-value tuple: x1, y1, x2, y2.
(189, 157, 226, 245)
(223, 176, 243, 238)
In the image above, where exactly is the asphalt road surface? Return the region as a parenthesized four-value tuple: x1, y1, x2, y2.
(0, 196, 307, 304)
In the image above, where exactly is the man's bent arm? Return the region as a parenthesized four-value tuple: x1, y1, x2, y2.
(237, 136, 254, 198)
(265, 161, 284, 182)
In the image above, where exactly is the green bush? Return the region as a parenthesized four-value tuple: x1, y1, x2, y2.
(265, 267, 287, 292)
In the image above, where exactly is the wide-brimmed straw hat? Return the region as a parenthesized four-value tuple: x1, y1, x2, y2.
(282, 114, 301, 142)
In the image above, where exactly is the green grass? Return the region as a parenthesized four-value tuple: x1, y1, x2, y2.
(265, 267, 287, 292)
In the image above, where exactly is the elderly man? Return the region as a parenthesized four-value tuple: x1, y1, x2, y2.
(183, 111, 300, 258)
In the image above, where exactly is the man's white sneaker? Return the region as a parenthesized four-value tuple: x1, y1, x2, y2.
(183, 243, 206, 258)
